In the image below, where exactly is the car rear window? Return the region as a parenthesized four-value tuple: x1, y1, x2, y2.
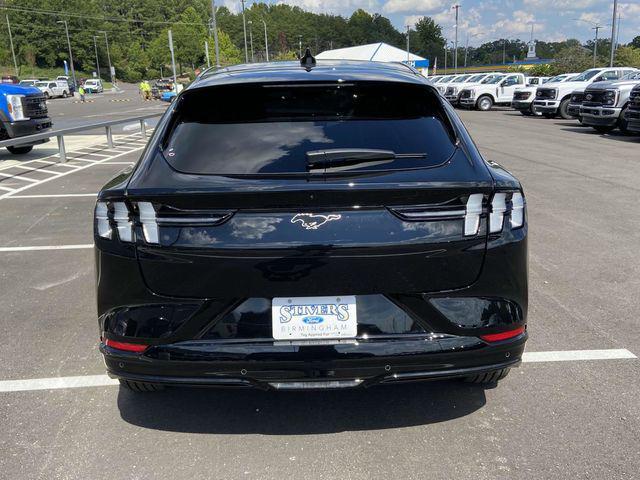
(162, 82, 456, 175)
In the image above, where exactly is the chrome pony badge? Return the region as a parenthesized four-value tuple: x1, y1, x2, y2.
(291, 213, 341, 230)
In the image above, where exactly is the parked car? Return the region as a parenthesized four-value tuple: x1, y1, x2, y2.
(459, 73, 526, 111)
(526, 76, 549, 86)
(56, 75, 76, 93)
(83, 79, 104, 93)
(580, 71, 640, 133)
(1, 75, 19, 84)
(623, 83, 640, 133)
(160, 90, 177, 102)
(18, 79, 39, 87)
(94, 56, 528, 392)
(444, 72, 503, 105)
(152, 79, 173, 99)
(434, 74, 461, 95)
(512, 73, 579, 116)
(0, 83, 52, 154)
(35, 80, 70, 99)
(533, 67, 638, 119)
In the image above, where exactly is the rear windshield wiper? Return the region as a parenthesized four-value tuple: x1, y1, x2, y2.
(306, 149, 427, 172)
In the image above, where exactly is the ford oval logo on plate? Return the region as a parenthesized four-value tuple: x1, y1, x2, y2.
(302, 316, 324, 324)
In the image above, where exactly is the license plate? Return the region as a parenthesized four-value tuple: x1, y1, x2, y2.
(271, 296, 357, 340)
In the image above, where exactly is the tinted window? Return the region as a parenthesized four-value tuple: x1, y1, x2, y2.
(163, 82, 456, 175)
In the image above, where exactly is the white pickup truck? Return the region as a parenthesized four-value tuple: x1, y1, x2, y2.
(511, 73, 579, 116)
(458, 73, 526, 111)
(532, 67, 638, 119)
(444, 72, 503, 105)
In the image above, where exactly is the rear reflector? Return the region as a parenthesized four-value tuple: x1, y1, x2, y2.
(104, 339, 149, 353)
(480, 326, 525, 342)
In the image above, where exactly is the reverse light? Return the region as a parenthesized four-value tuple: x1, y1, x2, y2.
(95, 202, 111, 239)
(138, 202, 159, 244)
(480, 326, 525, 342)
(489, 193, 507, 233)
(104, 338, 149, 353)
(511, 192, 525, 228)
(112, 202, 133, 242)
(464, 194, 484, 236)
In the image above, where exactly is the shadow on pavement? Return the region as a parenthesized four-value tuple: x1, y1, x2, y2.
(117, 380, 487, 434)
(559, 126, 640, 142)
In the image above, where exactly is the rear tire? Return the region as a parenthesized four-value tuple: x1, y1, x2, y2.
(7, 145, 33, 155)
(476, 95, 493, 111)
(558, 98, 572, 120)
(62, 91, 68, 98)
(119, 379, 165, 392)
(464, 368, 510, 385)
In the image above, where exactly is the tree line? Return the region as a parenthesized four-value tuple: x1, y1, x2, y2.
(1, 0, 639, 82)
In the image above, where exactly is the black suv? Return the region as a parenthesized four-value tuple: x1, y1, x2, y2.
(95, 55, 528, 392)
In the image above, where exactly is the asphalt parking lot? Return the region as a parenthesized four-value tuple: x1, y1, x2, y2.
(0, 110, 638, 479)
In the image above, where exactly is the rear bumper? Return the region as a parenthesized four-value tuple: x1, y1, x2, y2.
(102, 333, 526, 389)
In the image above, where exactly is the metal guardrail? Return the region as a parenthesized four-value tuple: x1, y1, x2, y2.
(0, 112, 163, 162)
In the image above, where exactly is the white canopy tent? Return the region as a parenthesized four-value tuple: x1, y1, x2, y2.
(316, 42, 425, 63)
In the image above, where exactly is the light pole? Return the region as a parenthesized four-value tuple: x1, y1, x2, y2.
(248, 20, 254, 62)
(573, 18, 609, 68)
(464, 33, 480, 68)
(57, 21, 77, 87)
(609, 0, 618, 66)
(298, 35, 302, 58)
(210, 0, 220, 67)
(240, 0, 248, 63)
(406, 25, 410, 62)
(92, 36, 101, 80)
(261, 20, 269, 62)
(98, 31, 114, 85)
(452, 4, 460, 73)
(6, 16, 18, 77)
(444, 42, 448, 73)
(503, 39, 507, 65)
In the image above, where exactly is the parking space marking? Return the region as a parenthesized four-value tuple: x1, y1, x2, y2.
(0, 349, 636, 393)
(0, 244, 93, 252)
(522, 349, 636, 362)
(0, 375, 118, 393)
(0, 172, 38, 182)
(0, 135, 147, 200)
(13, 165, 62, 175)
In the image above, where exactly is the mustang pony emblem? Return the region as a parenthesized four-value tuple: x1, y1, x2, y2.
(291, 213, 341, 230)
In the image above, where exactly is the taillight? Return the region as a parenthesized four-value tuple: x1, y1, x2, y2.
(488, 191, 525, 234)
(95, 200, 234, 245)
(464, 193, 484, 236)
(94, 201, 134, 242)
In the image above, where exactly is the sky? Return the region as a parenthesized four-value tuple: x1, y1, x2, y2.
(219, 0, 639, 48)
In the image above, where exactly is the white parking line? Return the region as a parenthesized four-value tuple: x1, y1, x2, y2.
(0, 349, 635, 393)
(0, 172, 38, 182)
(14, 165, 62, 175)
(0, 375, 118, 393)
(522, 349, 636, 362)
(0, 244, 93, 252)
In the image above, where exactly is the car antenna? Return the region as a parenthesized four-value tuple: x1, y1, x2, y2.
(300, 48, 316, 70)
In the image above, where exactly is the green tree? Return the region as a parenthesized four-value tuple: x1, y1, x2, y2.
(213, 30, 243, 66)
(613, 46, 640, 68)
(172, 6, 207, 70)
(630, 36, 640, 49)
(413, 17, 445, 63)
(553, 45, 593, 73)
